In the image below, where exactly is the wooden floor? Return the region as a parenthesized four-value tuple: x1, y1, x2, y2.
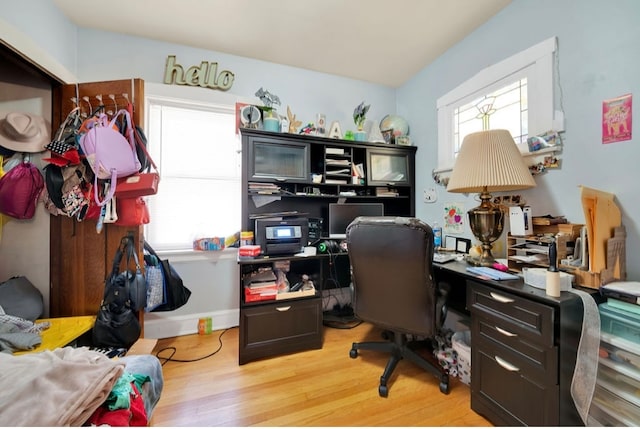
(149, 322, 492, 427)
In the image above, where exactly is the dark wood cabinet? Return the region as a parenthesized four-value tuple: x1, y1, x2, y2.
(238, 129, 417, 364)
(240, 129, 417, 233)
(466, 279, 588, 426)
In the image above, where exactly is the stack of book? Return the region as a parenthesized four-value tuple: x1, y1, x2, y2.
(375, 187, 399, 197)
(249, 182, 281, 194)
(243, 269, 278, 302)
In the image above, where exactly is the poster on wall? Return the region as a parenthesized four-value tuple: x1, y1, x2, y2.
(443, 203, 465, 234)
(602, 94, 632, 144)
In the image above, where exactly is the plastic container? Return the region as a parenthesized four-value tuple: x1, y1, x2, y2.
(522, 267, 573, 291)
(452, 330, 471, 385)
(600, 303, 640, 345)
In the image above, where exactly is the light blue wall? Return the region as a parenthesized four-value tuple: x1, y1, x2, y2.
(74, 28, 397, 135)
(401, 0, 640, 279)
(0, 0, 77, 77)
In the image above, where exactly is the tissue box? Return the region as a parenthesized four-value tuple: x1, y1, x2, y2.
(193, 237, 225, 251)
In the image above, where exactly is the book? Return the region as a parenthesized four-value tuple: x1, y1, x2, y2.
(276, 286, 316, 300)
(532, 215, 568, 225)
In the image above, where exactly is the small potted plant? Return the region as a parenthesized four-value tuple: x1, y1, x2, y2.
(255, 87, 281, 132)
(353, 101, 370, 141)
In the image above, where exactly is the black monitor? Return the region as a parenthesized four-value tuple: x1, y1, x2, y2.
(328, 203, 384, 239)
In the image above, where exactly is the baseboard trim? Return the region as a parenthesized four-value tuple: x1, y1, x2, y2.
(143, 309, 239, 339)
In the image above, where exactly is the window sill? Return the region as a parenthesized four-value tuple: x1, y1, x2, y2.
(433, 146, 561, 187)
(156, 247, 239, 263)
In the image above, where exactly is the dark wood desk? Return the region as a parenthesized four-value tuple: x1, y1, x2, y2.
(434, 261, 598, 426)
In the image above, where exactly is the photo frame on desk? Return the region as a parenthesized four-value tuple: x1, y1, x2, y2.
(456, 237, 471, 254)
(381, 128, 395, 144)
(445, 235, 471, 253)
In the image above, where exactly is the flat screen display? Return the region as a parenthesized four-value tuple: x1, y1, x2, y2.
(328, 203, 384, 239)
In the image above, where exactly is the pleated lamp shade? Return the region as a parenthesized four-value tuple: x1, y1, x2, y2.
(447, 129, 536, 193)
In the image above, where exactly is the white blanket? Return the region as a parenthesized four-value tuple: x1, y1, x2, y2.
(0, 347, 124, 426)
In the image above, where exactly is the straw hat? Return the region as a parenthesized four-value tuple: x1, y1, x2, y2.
(0, 112, 50, 153)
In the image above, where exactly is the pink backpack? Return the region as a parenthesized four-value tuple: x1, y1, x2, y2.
(0, 161, 45, 219)
(79, 109, 141, 206)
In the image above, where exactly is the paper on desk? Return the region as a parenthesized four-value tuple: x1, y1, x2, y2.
(252, 195, 281, 208)
(579, 186, 621, 273)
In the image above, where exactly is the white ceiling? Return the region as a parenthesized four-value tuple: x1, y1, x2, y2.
(53, 0, 511, 88)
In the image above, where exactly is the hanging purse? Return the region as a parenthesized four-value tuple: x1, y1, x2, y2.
(114, 196, 150, 226)
(122, 237, 147, 312)
(114, 103, 160, 198)
(92, 236, 144, 348)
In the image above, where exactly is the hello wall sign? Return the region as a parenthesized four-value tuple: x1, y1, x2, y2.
(163, 55, 235, 91)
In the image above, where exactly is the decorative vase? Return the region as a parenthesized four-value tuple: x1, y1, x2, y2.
(354, 129, 367, 142)
(262, 109, 280, 132)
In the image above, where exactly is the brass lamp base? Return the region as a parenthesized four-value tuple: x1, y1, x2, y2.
(468, 188, 505, 267)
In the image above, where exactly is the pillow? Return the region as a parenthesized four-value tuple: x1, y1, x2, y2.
(0, 276, 44, 321)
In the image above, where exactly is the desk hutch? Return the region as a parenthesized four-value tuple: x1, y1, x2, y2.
(238, 128, 417, 364)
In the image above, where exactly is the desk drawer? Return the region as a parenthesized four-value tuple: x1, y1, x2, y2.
(472, 335, 560, 426)
(468, 281, 555, 347)
(474, 317, 558, 384)
(239, 297, 322, 364)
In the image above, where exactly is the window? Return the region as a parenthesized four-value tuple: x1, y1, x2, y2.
(145, 91, 241, 251)
(436, 36, 558, 175)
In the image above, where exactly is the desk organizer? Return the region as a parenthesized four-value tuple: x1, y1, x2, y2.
(563, 225, 627, 289)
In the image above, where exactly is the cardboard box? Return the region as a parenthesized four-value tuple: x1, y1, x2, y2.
(509, 206, 532, 236)
(193, 237, 225, 251)
(239, 245, 261, 257)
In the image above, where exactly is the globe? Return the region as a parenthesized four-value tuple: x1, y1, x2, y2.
(379, 114, 409, 137)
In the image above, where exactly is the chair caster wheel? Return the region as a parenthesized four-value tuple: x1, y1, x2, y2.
(439, 380, 450, 394)
(350, 348, 358, 359)
(381, 330, 391, 341)
(378, 384, 388, 397)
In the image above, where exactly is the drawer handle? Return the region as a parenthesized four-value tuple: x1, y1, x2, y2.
(275, 306, 291, 312)
(495, 356, 520, 372)
(496, 326, 517, 337)
(489, 292, 514, 303)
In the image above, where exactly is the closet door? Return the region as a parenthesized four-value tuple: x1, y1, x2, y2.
(49, 78, 145, 318)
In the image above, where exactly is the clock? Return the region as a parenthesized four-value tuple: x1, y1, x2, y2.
(240, 105, 261, 128)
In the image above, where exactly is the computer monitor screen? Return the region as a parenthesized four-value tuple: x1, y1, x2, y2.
(328, 203, 384, 239)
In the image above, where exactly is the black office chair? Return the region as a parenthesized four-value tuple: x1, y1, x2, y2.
(346, 216, 450, 397)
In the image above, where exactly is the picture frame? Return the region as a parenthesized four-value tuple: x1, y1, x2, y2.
(235, 102, 249, 135)
(381, 128, 395, 144)
(456, 237, 472, 254)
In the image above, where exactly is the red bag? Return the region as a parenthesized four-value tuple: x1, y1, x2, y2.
(115, 171, 159, 198)
(114, 197, 150, 226)
(0, 161, 44, 219)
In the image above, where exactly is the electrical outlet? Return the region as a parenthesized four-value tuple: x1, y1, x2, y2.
(423, 188, 437, 203)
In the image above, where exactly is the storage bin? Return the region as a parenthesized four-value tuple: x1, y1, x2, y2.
(599, 303, 640, 345)
(452, 330, 471, 385)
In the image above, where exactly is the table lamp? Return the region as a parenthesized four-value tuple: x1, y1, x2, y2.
(447, 129, 536, 266)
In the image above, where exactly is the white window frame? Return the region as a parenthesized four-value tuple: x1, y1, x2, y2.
(436, 36, 557, 173)
(143, 83, 254, 255)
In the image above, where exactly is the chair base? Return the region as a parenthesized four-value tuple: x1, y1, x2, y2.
(349, 331, 450, 397)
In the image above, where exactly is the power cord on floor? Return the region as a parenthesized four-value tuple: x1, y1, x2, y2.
(323, 303, 362, 329)
(154, 327, 234, 366)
